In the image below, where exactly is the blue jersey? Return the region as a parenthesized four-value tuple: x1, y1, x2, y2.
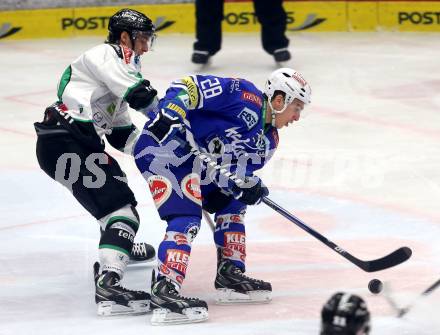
(157, 74, 279, 175)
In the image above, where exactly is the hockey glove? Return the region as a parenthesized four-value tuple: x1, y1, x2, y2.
(231, 175, 269, 205)
(146, 108, 184, 144)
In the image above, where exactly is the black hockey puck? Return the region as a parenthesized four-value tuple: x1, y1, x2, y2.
(368, 279, 383, 294)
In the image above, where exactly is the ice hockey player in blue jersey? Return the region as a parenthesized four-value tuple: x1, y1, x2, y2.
(134, 68, 312, 325)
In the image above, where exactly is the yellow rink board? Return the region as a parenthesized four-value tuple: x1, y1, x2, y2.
(1, 2, 440, 40)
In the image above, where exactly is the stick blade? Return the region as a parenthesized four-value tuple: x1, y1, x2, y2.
(362, 247, 412, 272)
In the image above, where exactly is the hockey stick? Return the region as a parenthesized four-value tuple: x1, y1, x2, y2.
(183, 134, 412, 272)
(261, 197, 412, 272)
(202, 210, 216, 232)
(384, 278, 440, 317)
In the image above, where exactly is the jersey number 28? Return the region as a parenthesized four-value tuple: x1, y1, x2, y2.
(200, 78, 223, 99)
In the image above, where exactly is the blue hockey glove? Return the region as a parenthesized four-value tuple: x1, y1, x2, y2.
(230, 175, 269, 205)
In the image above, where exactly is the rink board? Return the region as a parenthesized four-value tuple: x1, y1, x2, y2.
(1, 1, 440, 39)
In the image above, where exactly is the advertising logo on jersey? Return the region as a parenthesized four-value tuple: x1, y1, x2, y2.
(224, 232, 246, 255)
(166, 102, 186, 119)
(173, 233, 188, 245)
(181, 173, 202, 205)
(222, 248, 234, 257)
(207, 136, 226, 155)
(223, 11, 325, 31)
(60, 16, 175, 32)
(238, 107, 259, 130)
(185, 224, 200, 243)
(229, 78, 241, 93)
(398, 12, 440, 25)
(241, 91, 262, 108)
(217, 213, 244, 225)
(165, 249, 190, 275)
(181, 76, 199, 109)
(160, 263, 171, 275)
(147, 175, 172, 209)
(0, 23, 22, 39)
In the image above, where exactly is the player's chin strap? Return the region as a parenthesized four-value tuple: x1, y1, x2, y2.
(267, 95, 288, 127)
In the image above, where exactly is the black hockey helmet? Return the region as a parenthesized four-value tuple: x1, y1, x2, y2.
(107, 8, 155, 44)
(320, 292, 371, 335)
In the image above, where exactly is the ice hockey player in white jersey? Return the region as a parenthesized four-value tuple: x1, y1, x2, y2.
(34, 9, 158, 316)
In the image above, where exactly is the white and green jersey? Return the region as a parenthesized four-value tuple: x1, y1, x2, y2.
(56, 43, 152, 139)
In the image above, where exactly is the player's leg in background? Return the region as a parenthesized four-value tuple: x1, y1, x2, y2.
(192, 0, 224, 64)
(213, 199, 272, 304)
(253, 0, 291, 63)
(133, 134, 208, 325)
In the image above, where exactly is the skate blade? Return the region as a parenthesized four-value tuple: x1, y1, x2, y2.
(127, 255, 156, 265)
(97, 300, 150, 316)
(215, 288, 272, 305)
(150, 307, 208, 325)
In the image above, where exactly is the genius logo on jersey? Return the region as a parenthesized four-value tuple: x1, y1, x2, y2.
(241, 91, 262, 108)
(0, 23, 22, 39)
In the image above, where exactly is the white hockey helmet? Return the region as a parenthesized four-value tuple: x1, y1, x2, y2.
(264, 68, 312, 115)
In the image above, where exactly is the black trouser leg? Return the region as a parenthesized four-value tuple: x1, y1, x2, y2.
(193, 0, 224, 55)
(253, 0, 289, 55)
(35, 132, 136, 219)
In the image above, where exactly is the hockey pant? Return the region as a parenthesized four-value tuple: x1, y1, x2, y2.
(35, 121, 139, 277)
(134, 132, 248, 285)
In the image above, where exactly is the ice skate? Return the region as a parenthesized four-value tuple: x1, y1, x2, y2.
(129, 242, 156, 264)
(93, 262, 150, 316)
(150, 276, 208, 325)
(215, 260, 272, 305)
(273, 48, 291, 67)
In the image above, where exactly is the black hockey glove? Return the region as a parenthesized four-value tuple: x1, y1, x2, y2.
(125, 79, 158, 110)
(231, 175, 269, 206)
(146, 108, 184, 144)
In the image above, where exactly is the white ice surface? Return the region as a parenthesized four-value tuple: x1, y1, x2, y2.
(0, 33, 439, 335)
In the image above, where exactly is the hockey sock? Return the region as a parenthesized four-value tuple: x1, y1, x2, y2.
(214, 212, 246, 271)
(98, 205, 139, 277)
(157, 215, 200, 286)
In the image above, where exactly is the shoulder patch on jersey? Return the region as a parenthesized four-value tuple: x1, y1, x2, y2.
(166, 102, 186, 119)
(181, 76, 199, 109)
(108, 44, 123, 60)
(238, 107, 259, 130)
(241, 91, 262, 108)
